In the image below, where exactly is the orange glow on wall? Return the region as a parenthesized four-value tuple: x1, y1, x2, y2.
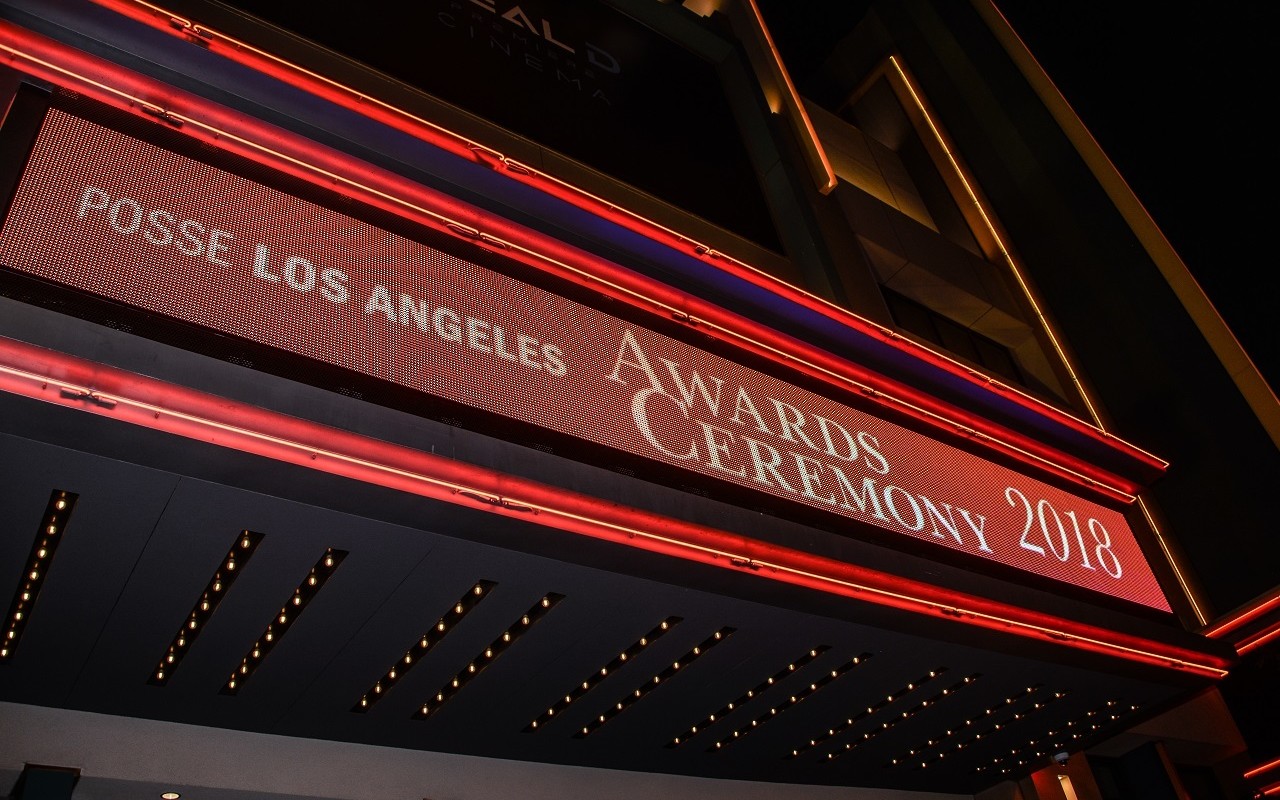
(740, 0, 837, 194)
(1204, 589, 1280, 638)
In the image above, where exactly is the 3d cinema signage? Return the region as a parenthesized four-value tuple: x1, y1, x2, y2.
(0, 106, 1170, 611)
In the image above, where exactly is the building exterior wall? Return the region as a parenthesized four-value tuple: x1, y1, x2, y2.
(0, 1, 1272, 798)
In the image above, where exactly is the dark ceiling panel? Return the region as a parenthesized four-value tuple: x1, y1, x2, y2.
(0, 414, 1207, 792)
(0, 435, 180, 705)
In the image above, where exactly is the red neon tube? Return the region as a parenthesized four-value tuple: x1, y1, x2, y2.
(1245, 756, 1280, 781)
(1204, 589, 1280, 638)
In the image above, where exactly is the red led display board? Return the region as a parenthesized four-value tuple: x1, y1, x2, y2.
(0, 106, 1171, 611)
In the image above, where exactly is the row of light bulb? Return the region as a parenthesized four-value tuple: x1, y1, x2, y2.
(1, 492, 74, 662)
(223, 548, 345, 694)
(783, 665, 957, 757)
(575, 627, 734, 738)
(152, 532, 262, 685)
(816, 672, 979, 763)
(669, 645, 834, 748)
(527, 615, 682, 732)
(416, 593, 563, 718)
(979, 699, 1137, 775)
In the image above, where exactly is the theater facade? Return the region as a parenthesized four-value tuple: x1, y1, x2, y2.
(1, 2, 1275, 799)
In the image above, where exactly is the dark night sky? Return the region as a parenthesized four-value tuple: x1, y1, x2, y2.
(762, 1, 1277, 394)
(989, 2, 1276, 391)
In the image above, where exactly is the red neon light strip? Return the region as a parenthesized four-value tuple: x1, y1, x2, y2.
(1204, 589, 1280, 638)
(0, 23, 1152, 506)
(1245, 756, 1280, 781)
(741, 0, 837, 194)
(1236, 619, 1280, 657)
(1260, 780, 1280, 797)
(0, 336, 1229, 678)
(82, 0, 1168, 476)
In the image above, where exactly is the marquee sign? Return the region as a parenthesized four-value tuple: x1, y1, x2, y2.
(0, 105, 1171, 611)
